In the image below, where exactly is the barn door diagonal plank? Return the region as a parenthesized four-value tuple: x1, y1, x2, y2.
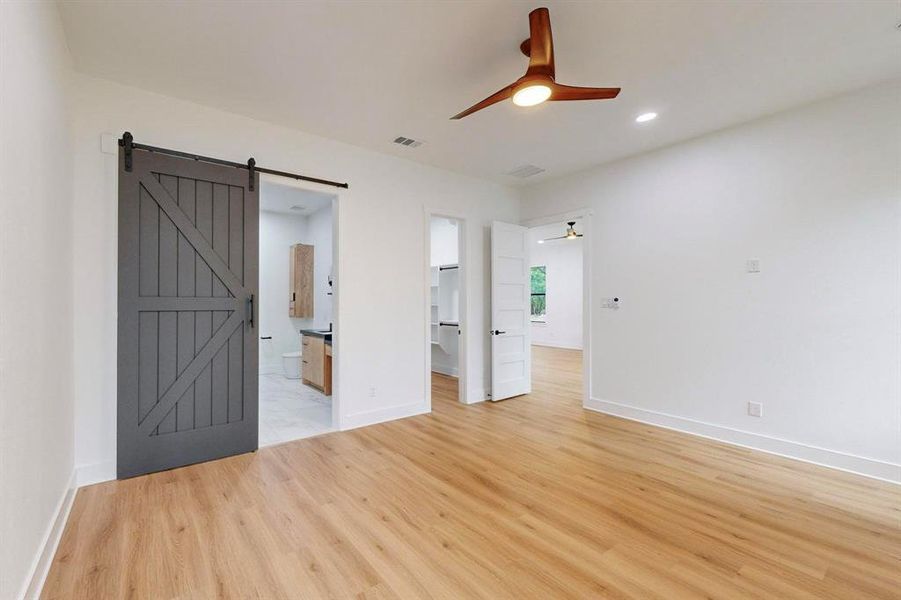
(136, 170, 245, 297)
(138, 310, 242, 436)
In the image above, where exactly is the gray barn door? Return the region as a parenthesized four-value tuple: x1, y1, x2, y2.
(118, 148, 258, 478)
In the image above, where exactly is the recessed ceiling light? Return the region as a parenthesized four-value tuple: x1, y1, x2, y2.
(636, 112, 658, 123)
(537, 239, 545, 244)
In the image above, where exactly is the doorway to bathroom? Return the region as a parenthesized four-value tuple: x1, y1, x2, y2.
(258, 178, 338, 446)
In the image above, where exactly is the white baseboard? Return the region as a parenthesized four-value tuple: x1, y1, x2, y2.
(75, 460, 116, 487)
(585, 398, 901, 484)
(431, 364, 459, 377)
(340, 401, 429, 431)
(20, 470, 77, 600)
(532, 341, 583, 351)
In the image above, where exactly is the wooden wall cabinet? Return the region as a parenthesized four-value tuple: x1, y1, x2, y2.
(289, 243, 314, 318)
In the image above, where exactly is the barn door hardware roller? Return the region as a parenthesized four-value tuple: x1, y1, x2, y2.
(247, 158, 256, 191)
(117, 132, 349, 189)
(121, 131, 134, 171)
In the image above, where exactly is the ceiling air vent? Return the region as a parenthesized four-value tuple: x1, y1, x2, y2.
(393, 136, 424, 148)
(507, 164, 545, 178)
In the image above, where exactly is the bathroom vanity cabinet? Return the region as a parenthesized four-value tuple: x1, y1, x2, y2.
(289, 243, 314, 318)
(301, 333, 332, 396)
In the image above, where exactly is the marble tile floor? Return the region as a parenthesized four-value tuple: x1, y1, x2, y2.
(259, 373, 333, 447)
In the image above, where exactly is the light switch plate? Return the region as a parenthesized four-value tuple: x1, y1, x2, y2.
(748, 401, 763, 417)
(746, 259, 760, 273)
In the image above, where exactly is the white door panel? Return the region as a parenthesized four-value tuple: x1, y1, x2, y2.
(490, 221, 531, 401)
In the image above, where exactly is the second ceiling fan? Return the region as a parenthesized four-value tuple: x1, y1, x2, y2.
(539, 221, 583, 243)
(451, 7, 621, 120)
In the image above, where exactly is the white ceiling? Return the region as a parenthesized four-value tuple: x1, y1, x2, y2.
(58, 1, 901, 185)
(260, 179, 334, 216)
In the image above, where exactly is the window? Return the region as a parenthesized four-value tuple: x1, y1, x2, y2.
(530, 265, 546, 322)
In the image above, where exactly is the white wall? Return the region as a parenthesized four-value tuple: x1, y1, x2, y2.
(0, 3, 76, 599)
(520, 81, 901, 481)
(69, 74, 519, 483)
(430, 217, 458, 267)
(258, 210, 308, 373)
(528, 230, 583, 350)
(306, 204, 334, 330)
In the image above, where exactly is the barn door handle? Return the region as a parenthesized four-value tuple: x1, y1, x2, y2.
(247, 294, 255, 328)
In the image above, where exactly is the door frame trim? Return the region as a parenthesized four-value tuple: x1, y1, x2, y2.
(424, 209, 469, 407)
(521, 208, 593, 408)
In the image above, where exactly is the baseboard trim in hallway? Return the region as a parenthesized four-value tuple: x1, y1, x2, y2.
(586, 397, 901, 484)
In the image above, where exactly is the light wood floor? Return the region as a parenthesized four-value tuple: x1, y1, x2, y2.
(44, 347, 900, 599)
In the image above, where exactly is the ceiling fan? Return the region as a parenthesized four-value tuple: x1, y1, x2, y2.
(538, 221, 583, 243)
(451, 7, 620, 120)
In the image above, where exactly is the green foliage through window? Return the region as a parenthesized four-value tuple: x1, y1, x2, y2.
(530, 266, 546, 320)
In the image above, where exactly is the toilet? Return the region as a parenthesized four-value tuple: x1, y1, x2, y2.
(282, 351, 302, 379)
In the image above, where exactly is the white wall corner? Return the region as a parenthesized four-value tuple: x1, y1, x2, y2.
(20, 470, 77, 600)
(75, 460, 116, 488)
(464, 388, 487, 405)
(584, 398, 901, 484)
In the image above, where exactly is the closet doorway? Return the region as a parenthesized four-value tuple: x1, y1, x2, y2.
(426, 213, 467, 406)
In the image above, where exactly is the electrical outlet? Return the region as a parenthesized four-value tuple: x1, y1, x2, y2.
(746, 259, 760, 273)
(748, 401, 763, 417)
(368, 386, 376, 398)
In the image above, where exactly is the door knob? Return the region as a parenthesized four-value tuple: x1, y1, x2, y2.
(491, 330, 506, 335)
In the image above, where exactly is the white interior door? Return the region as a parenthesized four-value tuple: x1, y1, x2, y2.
(490, 221, 531, 401)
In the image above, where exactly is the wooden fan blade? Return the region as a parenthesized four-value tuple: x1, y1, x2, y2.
(524, 7, 554, 79)
(550, 84, 621, 102)
(450, 84, 513, 120)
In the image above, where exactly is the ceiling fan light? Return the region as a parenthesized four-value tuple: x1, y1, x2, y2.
(512, 84, 552, 107)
